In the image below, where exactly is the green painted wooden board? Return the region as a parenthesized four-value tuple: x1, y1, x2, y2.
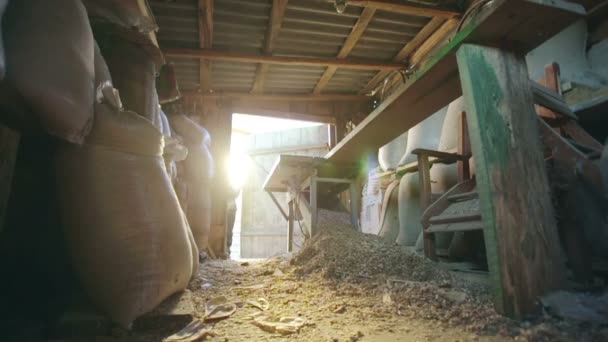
(457, 43, 565, 319)
(325, 0, 584, 163)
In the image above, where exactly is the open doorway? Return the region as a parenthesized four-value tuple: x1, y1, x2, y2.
(227, 113, 327, 259)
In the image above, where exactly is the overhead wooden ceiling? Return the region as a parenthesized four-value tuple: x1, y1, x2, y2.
(149, 0, 604, 100)
(150, 0, 465, 98)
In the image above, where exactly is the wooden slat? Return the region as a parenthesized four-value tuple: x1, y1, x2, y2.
(448, 191, 478, 202)
(287, 201, 294, 252)
(326, 0, 584, 163)
(186, 92, 369, 101)
(314, 7, 376, 94)
(409, 18, 460, 67)
(251, 0, 288, 94)
(0, 125, 19, 234)
(267, 191, 289, 220)
(457, 43, 565, 319)
(418, 153, 435, 260)
(428, 212, 481, 225)
(164, 48, 407, 70)
(426, 222, 483, 233)
(198, 0, 213, 92)
(333, 0, 461, 18)
(531, 82, 578, 120)
(360, 17, 445, 95)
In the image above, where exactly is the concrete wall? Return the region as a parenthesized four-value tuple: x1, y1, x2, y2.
(240, 125, 329, 258)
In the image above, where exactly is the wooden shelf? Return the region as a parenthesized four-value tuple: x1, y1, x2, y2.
(325, 0, 584, 163)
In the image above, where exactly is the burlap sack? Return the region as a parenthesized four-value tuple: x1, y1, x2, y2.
(56, 102, 198, 327)
(4, 0, 95, 143)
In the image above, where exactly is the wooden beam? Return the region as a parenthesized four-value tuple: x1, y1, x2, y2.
(359, 17, 445, 95)
(164, 48, 407, 70)
(370, 17, 459, 98)
(330, 0, 461, 18)
(0, 125, 19, 234)
(251, 0, 288, 94)
(200, 97, 232, 258)
(410, 18, 459, 66)
(457, 43, 565, 318)
(326, 0, 584, 163)
(314, 7, 376, 94)
(186, 92, 371, 124)
(287, 200, 294, 252)
(198, 0, 213, 92)
(184, 91, 369, 102)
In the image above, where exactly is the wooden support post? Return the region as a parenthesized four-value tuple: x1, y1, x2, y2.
(309, 176, 318, 236)
(349, 180, 359, 231)
(287, 200, 294, 252)
(457, 111, 471, 182)
(200, 97, 233, 258)
(456, 44, 565, 319)
(0, 124, 19, 233)
(417, 153, 435, 260)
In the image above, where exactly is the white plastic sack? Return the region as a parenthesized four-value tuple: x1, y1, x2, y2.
(169, 114, 214, 251)
(56, 102, 197, 327)
(378, 131, 408, 171)
(4, 0, 95, 143)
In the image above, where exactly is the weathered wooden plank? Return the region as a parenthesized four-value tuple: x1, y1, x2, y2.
(359, 17, 445, 95)
(310, 176, 318, 236)
(267, 191, 288, 220)
(457, 43, 565, 318)
(200, 97, 233, 258)
(335, 0, 461, 18)
(457, 111, 471, 181)
(287, 200, 294, 252)
(0, 124, 19, 233)
(164, 48, 407, 70)
(349, 180, 359, 230)
(409, 18, 459, 66)
(326, 0, 584, 163)
(417, 153, 435, 260)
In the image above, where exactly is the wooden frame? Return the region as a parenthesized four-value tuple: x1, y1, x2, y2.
(164, 48, 407, 71)
(307, 176, 360, 236)
(457, 43, 565, 318)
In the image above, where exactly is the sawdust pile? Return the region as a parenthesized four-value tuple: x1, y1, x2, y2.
(292, 210, 451, 283)
(289, 210, 608, 341)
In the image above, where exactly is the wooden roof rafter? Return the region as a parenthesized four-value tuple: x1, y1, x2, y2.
(163, 48, 407, 70)
(325, 0, 461, 18)
(251, 0, 289, 94)
(359, 16, 454, 96)
(379, 17, 460, 96)
(312, 7, 377, 94)
(198, 0, 213, 93)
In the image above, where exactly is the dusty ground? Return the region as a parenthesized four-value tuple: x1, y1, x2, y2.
(176, 226, 605, 342)
(43, 214, 608, 342)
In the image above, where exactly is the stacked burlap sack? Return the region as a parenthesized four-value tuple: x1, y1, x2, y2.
(169, 114, 214, 254)
(1, 0, 199, 327)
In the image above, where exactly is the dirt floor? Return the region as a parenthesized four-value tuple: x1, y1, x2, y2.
(42, 212, 608, 342)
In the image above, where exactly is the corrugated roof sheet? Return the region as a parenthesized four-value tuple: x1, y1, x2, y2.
(349, 10, 430, 61)
(150, 0, 443, 95)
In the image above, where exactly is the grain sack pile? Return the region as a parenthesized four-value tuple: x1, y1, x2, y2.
(55, 88, 198, 327)
(170, 114, 214, 253)
(0, 0, 204, 327)
(3, 0, 95, 142)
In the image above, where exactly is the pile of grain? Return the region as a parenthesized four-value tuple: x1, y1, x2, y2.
(292, 210, 450, 284)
